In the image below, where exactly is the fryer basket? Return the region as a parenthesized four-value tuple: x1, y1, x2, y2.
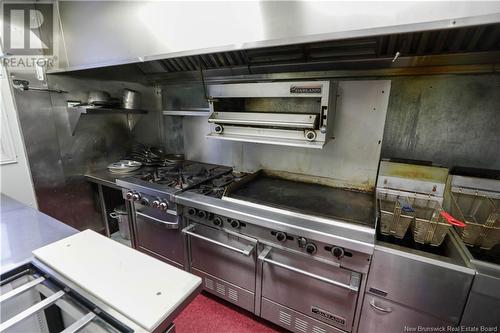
(378, 193, 414, 238)
(451, 192, 500, 250)
(411, 199, 464, 247)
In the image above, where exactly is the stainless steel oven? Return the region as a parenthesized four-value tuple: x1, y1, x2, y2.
(258, 246, 361, 333)
(133, 204, 185, 268)
(182, 222, 258, 312)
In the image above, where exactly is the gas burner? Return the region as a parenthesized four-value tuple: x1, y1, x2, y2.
(190, 185, 225, 198)
(186, 171, 249, 198)
(212, 176, 234, 188)
(129, 162, 234, 193)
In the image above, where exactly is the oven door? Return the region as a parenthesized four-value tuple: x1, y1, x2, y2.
(258, 246, 361, 333)
(182, 223, 257, 312)
(134, 205, 184, 268)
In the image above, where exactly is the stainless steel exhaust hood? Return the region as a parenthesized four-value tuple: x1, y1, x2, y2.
(207, 81, 337, 148)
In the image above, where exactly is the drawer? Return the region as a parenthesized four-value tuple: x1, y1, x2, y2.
(366, 246, 473, 323)
(358, 294, 452, 333)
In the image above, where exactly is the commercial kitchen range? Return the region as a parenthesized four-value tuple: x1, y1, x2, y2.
(86, 156, 497, 333)
(2, 2, 500, 333)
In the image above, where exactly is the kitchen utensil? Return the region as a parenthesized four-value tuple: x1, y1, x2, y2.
(122, 89, 141, 109)
(412, 202, 466, 246)
(107, 160, 142, 174)
(149, 146, 166, 158)
(451, 192, 500, 249)
(378, 192, 414, 239)
(88, 91, 111, 105)
(440, 211, 467, 227)
(109, 206, 131, 240)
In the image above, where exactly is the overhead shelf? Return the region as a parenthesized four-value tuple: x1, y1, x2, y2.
(76, 107, 148, 115)
(162, 108, 211, 116)
(67, 105, 148, 135)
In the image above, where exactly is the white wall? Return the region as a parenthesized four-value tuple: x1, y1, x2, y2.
(0, 63, 38, 208)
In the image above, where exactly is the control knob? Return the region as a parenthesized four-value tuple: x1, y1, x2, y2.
(213, 217, 223, 227)
(151, 200, 161, 208)
(197, 210, 207, 219)
(305, 242, 317, 254)
(125, 191, 134, 200)
(275, 232, 287, 242)
(230, 219, 241, 229)
(159, 202, 168, 211)
(187, 208, 197, 216)
(140, 197, 150, 206)
(214, 125, 224, 134)
(132, 193, 141, 202)
(331, 246, 345, 259)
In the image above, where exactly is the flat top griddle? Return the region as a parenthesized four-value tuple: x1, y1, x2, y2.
(225, 174, 375, 228)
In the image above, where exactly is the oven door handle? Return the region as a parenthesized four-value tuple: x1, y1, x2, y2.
(136, 211, 179, 229)
(182, 224, 255, 256)
(260, 252, 360, 292)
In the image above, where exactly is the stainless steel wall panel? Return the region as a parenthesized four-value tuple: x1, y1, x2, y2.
(461, 273, 500, 328)
(180, 80, 391, 191)
(10, 71, 161, 231)
(381, 74, 500, 169)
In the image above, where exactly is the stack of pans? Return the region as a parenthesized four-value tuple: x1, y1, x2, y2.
(125, 143, 184, 167)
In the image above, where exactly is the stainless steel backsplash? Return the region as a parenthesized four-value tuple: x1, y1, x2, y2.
(10, 71, 161, 231)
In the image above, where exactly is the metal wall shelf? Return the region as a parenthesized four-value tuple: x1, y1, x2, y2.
(67, 105, 148, 135)
(162, 108, 210, 116)
(78, 107, 148, 115)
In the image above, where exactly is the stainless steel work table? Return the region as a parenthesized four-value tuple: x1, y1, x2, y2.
(85, 168, 143, 190)
(84, 169, 136, 242)
(0, 194, 78, 273)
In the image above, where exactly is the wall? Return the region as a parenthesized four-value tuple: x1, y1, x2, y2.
(10, 69, 161, 231)
(0, 66, 37, 207)
(162, 73, 500, 187)
(178, 80, 391, 191)
(381, 74, 500, 170)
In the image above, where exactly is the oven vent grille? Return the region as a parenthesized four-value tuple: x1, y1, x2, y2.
(228, 288, 238, 302)
(204, 278, 214, 290)
(312, 326, 327, 333)
(295, 317, 309, 333)
(279, 310, 292, 326)
(276, 308, 329, 333)
(216, 282, 226, 296)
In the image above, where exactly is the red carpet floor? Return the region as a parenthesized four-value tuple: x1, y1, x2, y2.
(174, 292, 288, 333)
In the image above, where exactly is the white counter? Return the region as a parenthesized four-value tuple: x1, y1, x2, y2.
(33, 230, 202, 332)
